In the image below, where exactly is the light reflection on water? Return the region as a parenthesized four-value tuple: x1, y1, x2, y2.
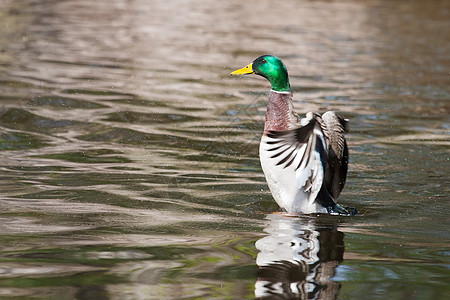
(0, 0, 448, 299)
(255, 214, 344, 299)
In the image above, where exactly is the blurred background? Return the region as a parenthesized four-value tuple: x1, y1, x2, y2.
(0, 0, 448, 299)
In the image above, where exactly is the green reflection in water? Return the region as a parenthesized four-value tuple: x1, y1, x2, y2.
(0, 131, 48, 150)
(28, 96, 108, 110)
(34, 149, 132, 164)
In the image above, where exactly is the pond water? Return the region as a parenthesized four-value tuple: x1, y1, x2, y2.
(0, 0, 449, 299)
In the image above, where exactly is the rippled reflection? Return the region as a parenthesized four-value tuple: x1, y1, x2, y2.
(255, 214, 343, 299)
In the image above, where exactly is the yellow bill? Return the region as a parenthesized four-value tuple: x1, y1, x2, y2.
(230, 63, 254, 75)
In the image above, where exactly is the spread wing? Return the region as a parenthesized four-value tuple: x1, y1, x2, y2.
(266, 114, 328, 204)
(321, 111, 349, 199)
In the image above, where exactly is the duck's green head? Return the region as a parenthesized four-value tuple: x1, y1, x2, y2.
(231, 55, 291, 92)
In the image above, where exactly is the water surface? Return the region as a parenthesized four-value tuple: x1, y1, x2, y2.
(0, 0, 449, 299)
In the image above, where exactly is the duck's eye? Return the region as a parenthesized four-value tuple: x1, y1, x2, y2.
(260, 59, 267, 64)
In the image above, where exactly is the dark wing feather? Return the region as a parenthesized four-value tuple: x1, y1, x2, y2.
(266, 117, 327, 200)
(267, 118, 319, 170)
(320, 112, 348, 199)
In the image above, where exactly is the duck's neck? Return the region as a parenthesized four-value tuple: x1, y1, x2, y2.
(263, 90, 298, 134)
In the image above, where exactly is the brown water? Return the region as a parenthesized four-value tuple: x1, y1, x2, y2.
(0, 0, 449, 299)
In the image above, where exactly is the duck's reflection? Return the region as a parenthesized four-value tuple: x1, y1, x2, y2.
(255, 214, 344, 299)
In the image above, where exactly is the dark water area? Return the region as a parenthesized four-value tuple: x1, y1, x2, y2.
(0, 0, 448, 299)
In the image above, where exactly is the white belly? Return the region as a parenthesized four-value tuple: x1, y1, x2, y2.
(259, 135, 327, 214)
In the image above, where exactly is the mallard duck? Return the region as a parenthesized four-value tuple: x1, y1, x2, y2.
(231, 55, 357, 215)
